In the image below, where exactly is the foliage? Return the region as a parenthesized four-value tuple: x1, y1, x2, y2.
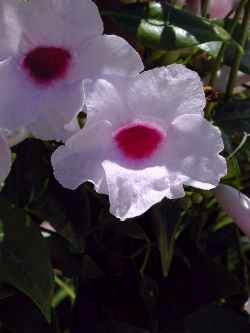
(1, 1, 250, 333)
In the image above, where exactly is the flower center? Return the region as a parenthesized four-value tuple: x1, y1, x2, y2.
(23, 47, 71, 85)
(114, 122, 164, 160)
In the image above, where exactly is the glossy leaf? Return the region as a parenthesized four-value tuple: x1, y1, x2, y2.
(105, 2, 233, 50)
(215, 99, 250, 134)
(0, 200, 54, 322)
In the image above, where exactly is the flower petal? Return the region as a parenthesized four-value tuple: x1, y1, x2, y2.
(0, 2, 22, 60)
(214, 184, 250, 238)
(69, 35, 143, 82)
(128, 65, 206, 126)
(85, 77, 131, 126)
(0, 59, 84, 131)
(0, 59, 40, 129)
(102, 160, 185, 221)
(29, 112, 80, 142)
(244, 298, 250, 314)
(7, 0, 103, 48)
(209, 0, 233, 18)
(52, 121, 112, 191)
(164, 114, 227, 189)
(2, 128, 29, 147)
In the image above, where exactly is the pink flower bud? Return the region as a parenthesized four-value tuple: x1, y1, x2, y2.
(214, 184, 250, 238)
(185, 0, 201, 15)
(245, 298, 250, 314)
(209, 0, 234, 18)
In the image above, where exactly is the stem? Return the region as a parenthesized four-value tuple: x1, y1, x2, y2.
(227, 132, 250, 160)
(54, 275, 76, 302)
(202, 0, 210, 17)
(236, 227, 250, 295)
(225, 0, 250, 100)
(209, 0, 247, 87)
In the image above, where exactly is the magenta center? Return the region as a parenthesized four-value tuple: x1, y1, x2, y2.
(23, 47, 71, 85)
(114, 122, 164, 159)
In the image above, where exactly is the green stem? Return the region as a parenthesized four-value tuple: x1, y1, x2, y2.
(225, 0, 250, 100)
(227, 132, 250, 160)
(209, 0, 247, 87)
(54, 275, 76, 302)
(202, 0, 210, 17)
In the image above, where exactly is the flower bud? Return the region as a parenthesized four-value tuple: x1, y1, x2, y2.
(214, 184, 250, 238)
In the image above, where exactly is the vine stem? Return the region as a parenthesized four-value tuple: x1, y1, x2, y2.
(202, 0, 210, 17)
(208, 0, 248, 87)
(225, 0, 250, 100)
(227, 132, 250, 160)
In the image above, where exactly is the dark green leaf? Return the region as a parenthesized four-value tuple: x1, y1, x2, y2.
(151, 199, 181, 277)
(2, 139, 51, 207)
(0, 200, 54, 322)
(225, 39, 250, 75)
(224, 19, 250, 75)
(215, 99, 250, 134)
(112, 222, 149, 241)
(184, 304, 250, 333)
(105, 2, 232, 50)
(223, 157, 241, 180)
(0, 292, 55, 333)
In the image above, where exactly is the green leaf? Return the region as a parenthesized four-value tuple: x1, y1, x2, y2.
(184, 304, 250, 333)
(199, 41, 222, 58)
(215, 99, 250, 134)
(225, 39, 250, 75)
(2, 139, 50, 207)
(105, 2, 232, 50)
(0, 292, 55, 333)
(113, 222, 149, 242)
(224, 157, 241, 179)
(0, 200, 54, 322)
(151, 199, 181, 277)
(223, 19, 250, 75)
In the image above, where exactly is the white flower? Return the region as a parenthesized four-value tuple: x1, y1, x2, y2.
(52, 64, 227, 221)
(244, 298, 250, 314)
(1, 128, 29, 147)
(214, 184, 250, 238)
(0, 0, 143, 141)
(0, 128, 28, 187)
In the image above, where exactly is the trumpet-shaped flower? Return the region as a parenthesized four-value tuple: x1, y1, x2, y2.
(0, 0, 143, 140)
(214, 184, 250, 238)
(52, 65, 227, 220)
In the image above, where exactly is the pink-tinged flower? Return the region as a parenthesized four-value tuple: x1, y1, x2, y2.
(0, 0, 143, 141)
(209, 0, 235, 18)
(185, 0, 201, 15)
(214, 184, 250, 238)
(244, 298, 250, 314)
(52, 65, 227, 220)
(183, 0, 235, 17)
(0, 132, 11, 186)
